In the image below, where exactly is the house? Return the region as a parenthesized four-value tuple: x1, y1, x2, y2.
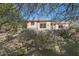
(26, 19, 70, 31)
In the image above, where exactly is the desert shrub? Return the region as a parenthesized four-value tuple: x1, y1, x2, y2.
(13, 47, 27, 56)
(69, 23, 79, 29)
(39, 49, 58, 56)
(65, 43, 79, 56)
(19, 29, 65, 55)
(6, 33, 13, 41)
(19, 29, 37, 40)
(55, 29, 79, 55)
(54, 29, 79, 56)
(53, 29, 76, 39)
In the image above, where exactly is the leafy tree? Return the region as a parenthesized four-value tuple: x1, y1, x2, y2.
(0, 4, 20, 19)
(0, 4, 26, 33)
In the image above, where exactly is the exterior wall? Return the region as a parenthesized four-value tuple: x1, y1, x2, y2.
(58, 23, 70, 30)
(52, 24, 59, 30)
(27, 22, 51, 31)
(27, 21, 70, 31)
(47, 22, 51, 30)
(27, 22, 37, 30)
(63, 23, 69, 29)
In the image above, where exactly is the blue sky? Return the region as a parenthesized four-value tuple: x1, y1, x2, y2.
(20, 4, 79, 21)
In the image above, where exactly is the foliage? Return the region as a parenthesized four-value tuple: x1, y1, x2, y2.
(0, 3, 79, 56)
(70, 23, 79, 29)
(0, 4, 26, 33)
(6, 33, 13, 41)
(54, 29, 75, 39)
(19, 29, 65, 56)
(0, 4, 20, 19)
(65, 43, 79, 56)
(0, 29, 79, 56)
(15, 47, 27, 56)
(20, 29, 37, 40)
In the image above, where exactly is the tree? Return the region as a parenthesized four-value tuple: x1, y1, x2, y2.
(0, 4, 26, 33)
(0, 4, 20, 19)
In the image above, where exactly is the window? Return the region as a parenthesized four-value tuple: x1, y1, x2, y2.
(59, 25, 63, 28)
(40, 23, 46, 28)
(31, 22, 34, 25)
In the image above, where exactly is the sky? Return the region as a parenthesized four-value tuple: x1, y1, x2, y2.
(19, 3, 79, 21)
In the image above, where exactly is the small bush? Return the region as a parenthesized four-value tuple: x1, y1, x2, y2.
(6, 34, 13, 40)
(19, 29, 37, 40)
(65, 43, 79, 56)
(54, 29, 75, 39)
(15, 47, 27, 56)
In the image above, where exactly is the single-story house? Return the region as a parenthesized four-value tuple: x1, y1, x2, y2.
(26, 19, 70, 31)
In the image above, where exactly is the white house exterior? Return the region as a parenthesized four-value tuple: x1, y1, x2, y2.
(26, 20, 70, 31)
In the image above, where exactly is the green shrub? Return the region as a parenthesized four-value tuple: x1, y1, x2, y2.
(19, 29, 65, 55)
(70, 23, 79, 29)
(19, 29, 37, 40)
(65, 43, 79, 56)
(54, 29, 75, 39)
(16, 47, 27, 56)
(6, 34, 13, 40)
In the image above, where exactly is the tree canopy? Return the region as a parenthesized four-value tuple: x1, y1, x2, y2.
(0, 3, 25, 32)
(0, 4, 20, 19)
